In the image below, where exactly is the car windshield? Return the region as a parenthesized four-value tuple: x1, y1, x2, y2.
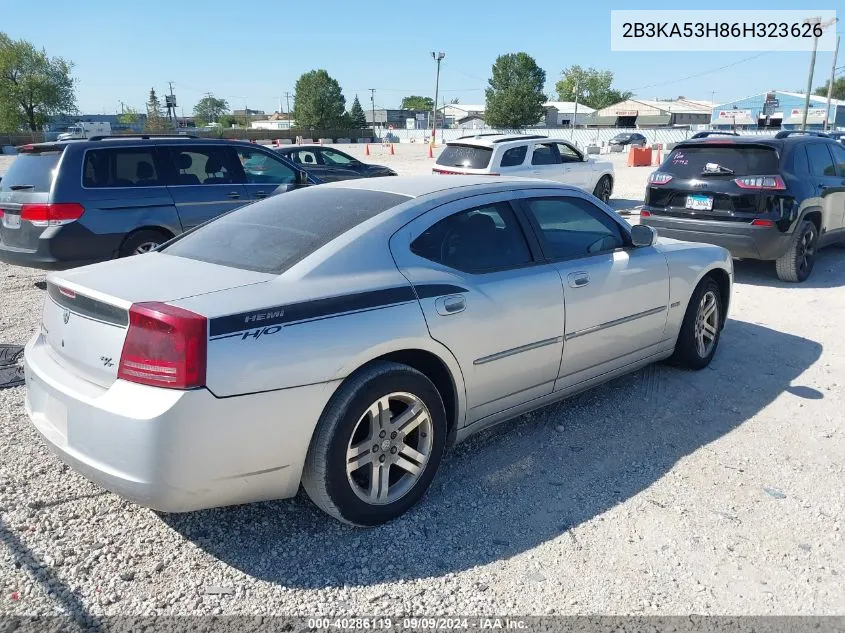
(662, 145, 779, 178)
(436, 144, 493, 169)
(161, 187, 410, 274)
(0, 150, 63, 193)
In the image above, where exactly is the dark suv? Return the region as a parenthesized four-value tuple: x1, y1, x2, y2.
(641, 132, 845, 282)
(0, 136, 317, 270)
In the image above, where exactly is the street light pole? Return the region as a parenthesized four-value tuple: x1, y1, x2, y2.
(431, 51, 445, 145)
(802, 16, 838, 131)
(824, 35, 840, 131)
(571, 77, 580, 140)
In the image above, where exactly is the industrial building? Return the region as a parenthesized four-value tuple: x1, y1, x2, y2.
(709, 91, 845, 131)
(588, 98, 713, 128)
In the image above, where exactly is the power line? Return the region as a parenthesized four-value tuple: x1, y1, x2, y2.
(624, 52, 771, 92)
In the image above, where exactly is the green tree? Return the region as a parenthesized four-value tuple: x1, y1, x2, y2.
(293, 69, 346, 129)
(401, 95, 434, 111)
(0, 32, 76, 132)
(349, 95, 367, 128)
(484, 52, 546, 129)
(218, 114, 239, 129)
(144, 88, 169, 132)
(814, 77, 845, 101)
(117, 107, 139, 127)
(193, 94, 229, 127)
(555, 65, 632, 110)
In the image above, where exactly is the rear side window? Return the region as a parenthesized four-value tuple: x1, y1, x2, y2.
(805, 144, 836, 177)
(499, 146, 527, 167)
(662, 145, 779, 177)
(162, 187, 409, 274)
(83, 148, 162, 188)
(829, 143, 845, 176)
(0, 151, 63, 193)
(168, 146, 239, 185)
(436, 144, 492, 169)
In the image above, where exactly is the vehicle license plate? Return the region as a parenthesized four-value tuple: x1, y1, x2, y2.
(685, 194, 713, 211)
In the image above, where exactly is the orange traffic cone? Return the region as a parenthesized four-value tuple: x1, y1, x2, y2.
(428, 143, 433, 158)
(365, 144, 370, 156)
(653, 144, 662, 166)
(390, 143, 395, 155)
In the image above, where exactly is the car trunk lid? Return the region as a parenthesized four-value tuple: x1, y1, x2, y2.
(646, 143, 782, 220)
(43, 253, 275, 388)
(0, 146, 65, 249)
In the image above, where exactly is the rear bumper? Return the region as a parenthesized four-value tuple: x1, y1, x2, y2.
(0, 225, 118, 270)
(0, 242, 102, 270)
(641, 214, 792, 260)
(23, 333, 339, 512)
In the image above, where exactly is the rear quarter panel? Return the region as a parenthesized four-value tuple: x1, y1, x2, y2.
(656, 239, 733, 342)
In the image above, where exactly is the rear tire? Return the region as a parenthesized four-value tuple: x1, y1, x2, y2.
(592, 175, 612, 203)
(775, 220, 817, 282)
(118, 229, 172, 258)
(671, 277, 723, 370)
(302, 361, 447, 526)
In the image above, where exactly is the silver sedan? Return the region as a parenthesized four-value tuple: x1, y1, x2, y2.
(24, 176, 732, 525)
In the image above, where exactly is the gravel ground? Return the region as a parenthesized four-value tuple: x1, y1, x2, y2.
(1, 151, 844, 619)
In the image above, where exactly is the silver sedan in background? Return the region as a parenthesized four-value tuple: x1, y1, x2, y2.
(24, 176, 732, 525)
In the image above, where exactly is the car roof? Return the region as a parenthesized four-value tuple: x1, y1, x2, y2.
(275, 145, 325, 151)
(21, 137, 259, 150)
(318, 174, 581, 198)
(446, 134, 554, 148)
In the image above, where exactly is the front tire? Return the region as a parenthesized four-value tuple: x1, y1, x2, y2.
(302, 361, 447, 526)
(671, 278, 723, 370)
(775, 219, 817, 282)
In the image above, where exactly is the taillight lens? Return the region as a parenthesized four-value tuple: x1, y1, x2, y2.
(734, 175, 786, 190)
(20, 203, 85, 227)
(118, 302, 207, 389)
(640, 210, 652, 217)
(648, 171, 673, 185)
(751, 219, 776, 227)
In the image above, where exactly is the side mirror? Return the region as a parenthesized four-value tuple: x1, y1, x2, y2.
(296, 170, 310, 186)
(631, 224, 657, 247)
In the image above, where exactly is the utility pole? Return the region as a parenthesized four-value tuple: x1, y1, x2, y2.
(369, 88, 376, 140)
(571, 76, 580, 140)
(802, 17, 838, 130)
(825, 35, 840, 131)
(284, 92, 292, 115)
(430, 52, 445, 145)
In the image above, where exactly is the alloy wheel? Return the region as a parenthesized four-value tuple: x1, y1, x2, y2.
(693, 290, 719, 358)
(346, 392, 434, 505)
(133, 241, 160, 254)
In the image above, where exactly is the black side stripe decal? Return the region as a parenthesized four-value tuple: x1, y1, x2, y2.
(208, 283, 467, 337)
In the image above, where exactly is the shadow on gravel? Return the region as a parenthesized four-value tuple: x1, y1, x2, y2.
(162, 320, 821, 589)
(609, 198, 643, 213)
(733, 248, 845, 289)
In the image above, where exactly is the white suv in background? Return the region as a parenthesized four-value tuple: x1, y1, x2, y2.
(433, 134, 615, 202)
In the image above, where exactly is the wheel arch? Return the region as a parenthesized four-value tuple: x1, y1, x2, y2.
(330, 338, 467, 445)
(799, 206, 822, 233)
(120, 225, 176, 246)
(698, 265, 731, 328)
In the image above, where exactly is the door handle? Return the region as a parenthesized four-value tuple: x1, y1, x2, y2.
(567, 271, 590, 288)
(435, 294, 466, 315)
(227, 191, 241, 199)
(255, 191, 268, 198)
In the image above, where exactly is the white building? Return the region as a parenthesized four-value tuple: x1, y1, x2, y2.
(441, 104, 485, 127)
(542, 101, 596, 126)
(251, 119, 294, 130)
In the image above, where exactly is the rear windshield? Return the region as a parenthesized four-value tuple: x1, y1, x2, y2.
(0, 151, 63, 193)
(161, 187, 410, 274)
(436, 144, 493, 169)
(664, 145, 779, 177)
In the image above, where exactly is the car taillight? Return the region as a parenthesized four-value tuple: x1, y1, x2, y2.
(751, 219, 776, 227)
(20, 203, 85, 227)
(640, 210, 652, 217)
(118, 302, 207, 389)
(648, 172, 673, 185)
(734, 175, 786, 190)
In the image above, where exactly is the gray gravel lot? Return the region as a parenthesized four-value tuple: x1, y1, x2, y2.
(1, 151, 843, 618)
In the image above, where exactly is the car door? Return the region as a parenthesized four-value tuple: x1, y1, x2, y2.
(555, 142, 593, 191)
(519, 194, 670, 389)
(823, 142, 845, 243)
(232, 146, 301, 200)
(529, 142, 564, 182)
(319, 147, 365, 175)
(390, 193, 565, 424)
(165, 145, 247, 230)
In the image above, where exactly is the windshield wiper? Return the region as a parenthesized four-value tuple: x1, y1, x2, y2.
(9, 184, 35, 190)
(701, 162, 734, 176)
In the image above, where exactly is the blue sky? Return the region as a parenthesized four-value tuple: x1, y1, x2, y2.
(2, 0, 840, 115)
